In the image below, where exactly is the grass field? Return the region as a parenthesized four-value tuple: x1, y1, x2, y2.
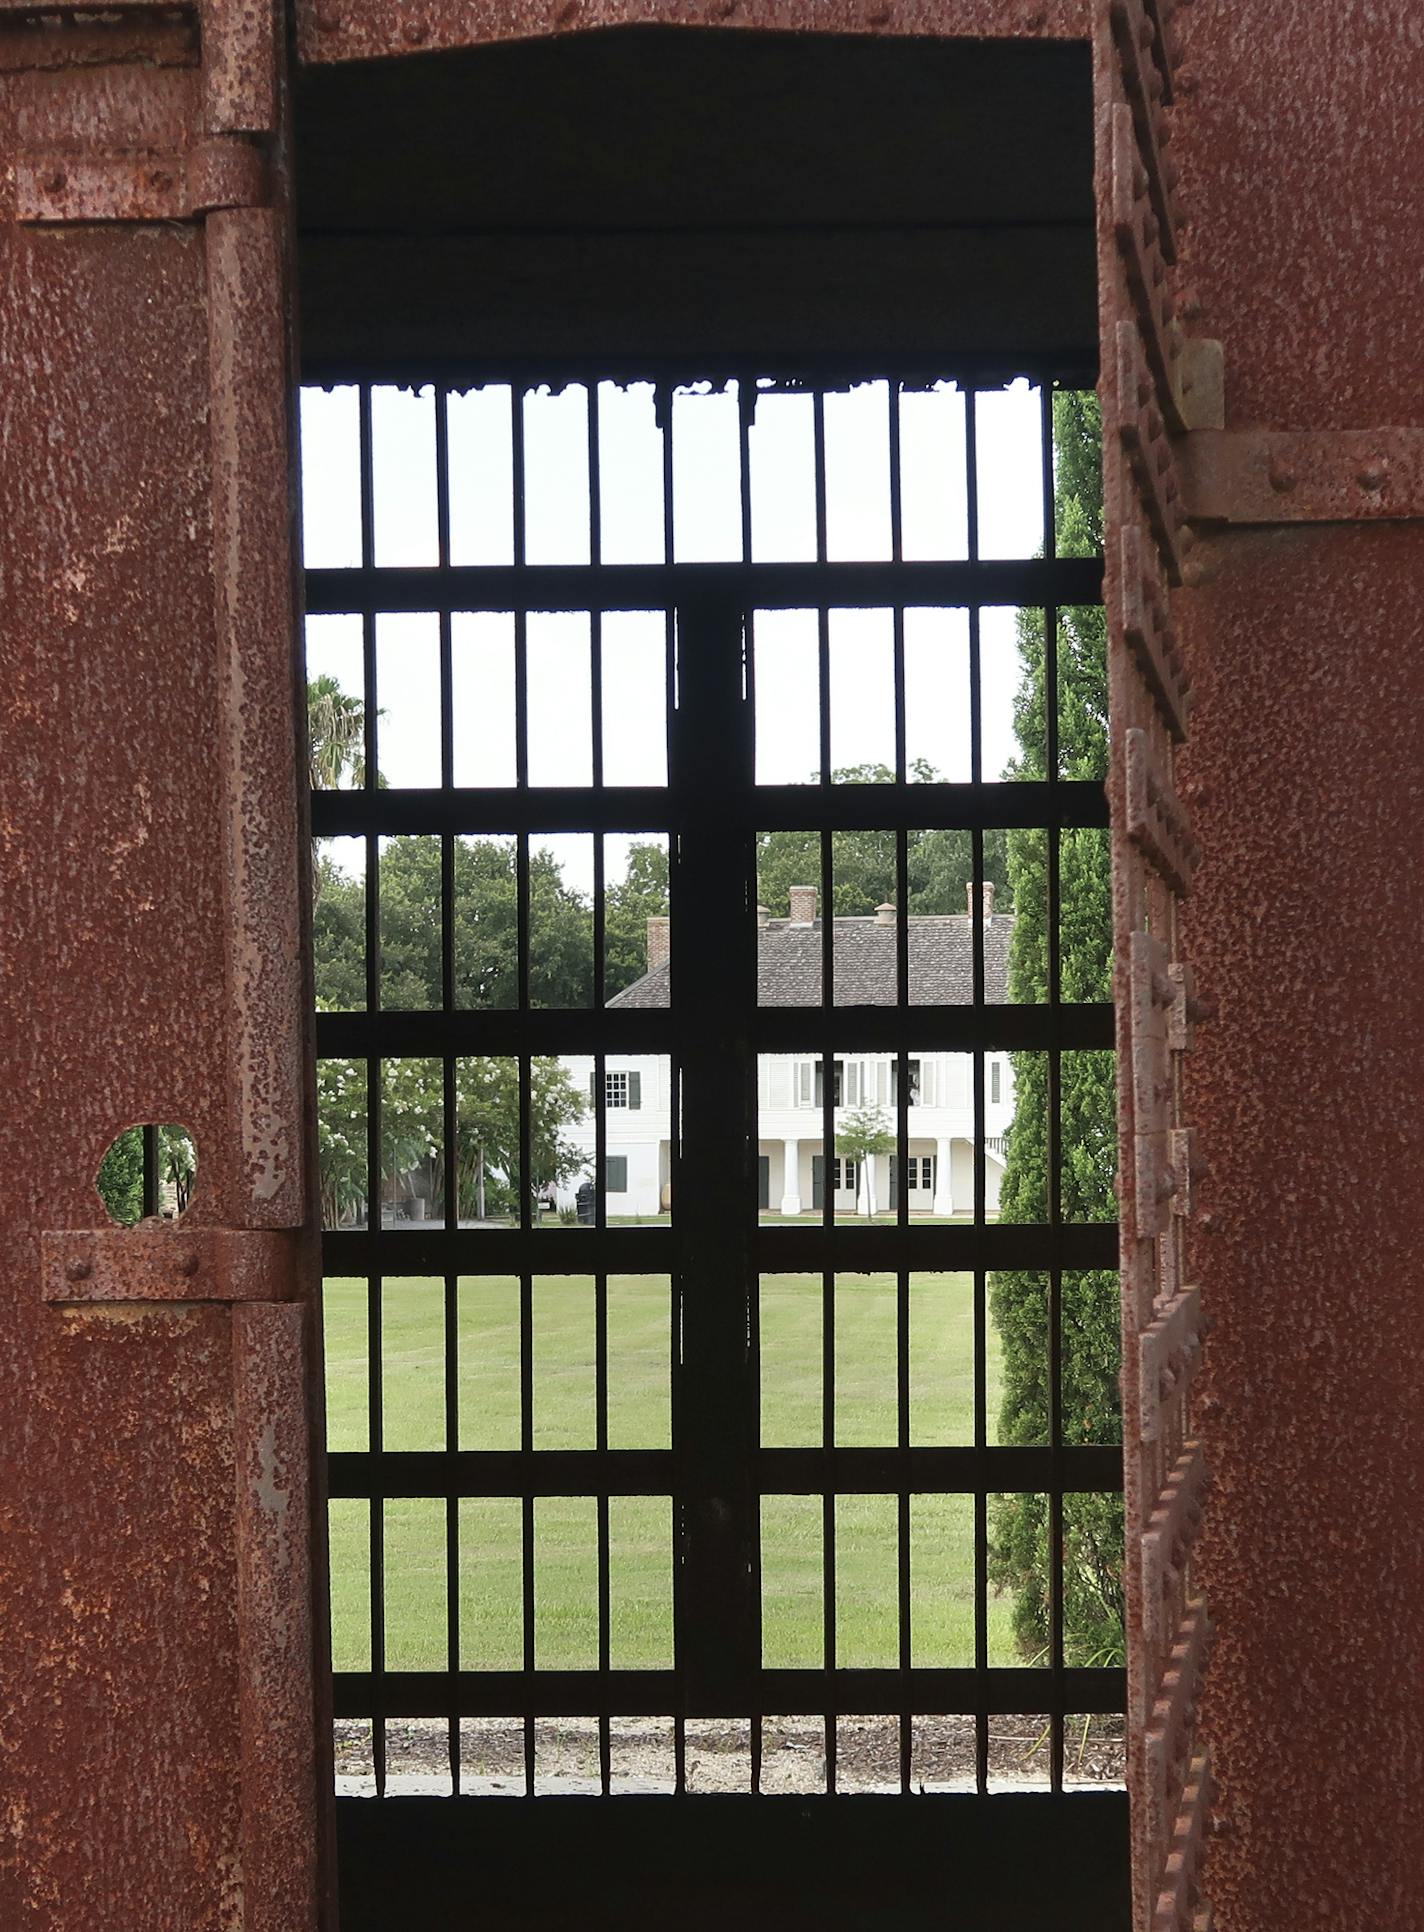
(325, 1273, 1038, 1678)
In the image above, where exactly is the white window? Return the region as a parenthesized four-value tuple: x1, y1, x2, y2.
(889, 1058, 922, 1105)
(810, 1059, 845, 1108)
(990, 1060, 1002, 1106)
(832, 1157, 858, 1191)
(598, 1070, 642, 1109)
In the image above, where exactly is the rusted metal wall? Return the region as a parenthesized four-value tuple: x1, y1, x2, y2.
(0, 2, 327, 1925)
(1170, 4, 1424, 1924)
(295, 0, 1087, 68)
(1096, 4, 1215, 1927)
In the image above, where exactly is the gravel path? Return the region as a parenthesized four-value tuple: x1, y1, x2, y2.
(334, 1713, 1124, 1797)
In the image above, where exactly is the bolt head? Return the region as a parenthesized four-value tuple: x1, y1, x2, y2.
(65, 1257, 92, 1283)
(1358, 461, 1388, 493)
(177, 1252, 200, 1277)
(1267, 457, 1298, 494)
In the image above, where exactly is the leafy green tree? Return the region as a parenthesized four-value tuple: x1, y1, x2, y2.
(835, 1104, 895, 1217)
(312, 850, 366, 1008)
(988, 390, 1123, 1667)
(317, 1054, 586, 1227)
(95, 1125, 197, 1224)
(96, 1129, 145, 1224)
(756, 765, 1009, 919)
(605, 841, 671, 996)
(312, 834, 599, 1012)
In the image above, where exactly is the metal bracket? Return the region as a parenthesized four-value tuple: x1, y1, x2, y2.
(1182, 426, 1424, 526)
(17, 135, 267, 225)
(41, 1221, 298, 1303)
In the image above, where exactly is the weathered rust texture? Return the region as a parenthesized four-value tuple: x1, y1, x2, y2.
(233, 1303, 320, 1932)
(1096, 1, 1214, 1925)
(41, 1223, 300, 1303)
(1182, 425, 1424, 527)
(202, 0, 278, 134)
(0, 14, 198, 77)
(296, 0, 1088, 69)
(1, 5, 325, 1926)
(1179, 523, 1424, 1929)
(0, 1303, 245, 1929)
(16, 136, 267, 223)
(209, 203, 307, 1230)
(1169, 5, 1424, 1926)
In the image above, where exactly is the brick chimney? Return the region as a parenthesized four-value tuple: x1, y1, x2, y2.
(965, 881, 996, 921)
(788, 885, 817, 925)
(875, 902, 896, 927)
(756, 904, 771, 928)
(646, 915, 670, 970)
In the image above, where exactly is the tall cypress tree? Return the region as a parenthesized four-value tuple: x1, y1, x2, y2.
(988, 390, 1124, 1666)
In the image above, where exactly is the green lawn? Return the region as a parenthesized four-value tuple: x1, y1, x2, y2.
(325, 1273, 1036, 1678)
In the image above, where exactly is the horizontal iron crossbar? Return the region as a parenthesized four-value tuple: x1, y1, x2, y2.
(322, 1222, 1117, 1275)
(327, 1444, 1124, 1499)
(305, 556, 1103, 615)
(311, 779, 1108, 839)
(315, 1000, 1114, 1058)
(332, 1666, 1126, 1721)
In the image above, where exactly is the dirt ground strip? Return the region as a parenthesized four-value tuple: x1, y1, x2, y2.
(334, 1713, 1125, 1796)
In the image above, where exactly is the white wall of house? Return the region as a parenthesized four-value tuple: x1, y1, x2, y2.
(560, 1050, 1012, 1216)
(559, 1054, 672, 1218)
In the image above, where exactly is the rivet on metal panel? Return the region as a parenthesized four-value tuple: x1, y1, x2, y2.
(1182, 427, 1424, 526)
(40, 1225, 298, 1304)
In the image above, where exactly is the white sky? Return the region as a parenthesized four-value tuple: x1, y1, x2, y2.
(301, 378, 1046, 896)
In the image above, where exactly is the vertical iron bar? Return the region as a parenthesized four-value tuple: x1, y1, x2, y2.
(596, 1266, 611, 1794)
(354, 385, 387, 1795)
(814, 348, 836, 1792)
(368, 1262, 386, 1801)
(1041, 378, 1066, 1791)
(742, 378, 761, 1808)
(444, 1265, 460, 1793)
(895, 821, 912, 1792)
(358, 388, 385, 1816)
(671, 589, 758, 1717)
(141, 1124, 160, 1219)
(972, 810, 988, 1793)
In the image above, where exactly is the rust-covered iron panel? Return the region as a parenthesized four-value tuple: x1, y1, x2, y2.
(297, 0, 1088, 68)
(0, 0, 324, 1924)
(233, 1303, 321, 1932)
(1182, 425, 1424, 528)
(0, 1303, 246, 1928)
(1165, 3, 1424, 1927)
(1096, 2, 1215, 1926)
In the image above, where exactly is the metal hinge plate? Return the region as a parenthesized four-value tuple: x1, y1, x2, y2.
(17, 135, 266, 225)
(42, 1222, 298, 1303)
(1183, 426, 1424, 525)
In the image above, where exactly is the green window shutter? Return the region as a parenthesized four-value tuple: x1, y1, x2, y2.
(628, 1071, 642, 1110)
(605, 1156, 628, 1192)
(589, 1072, 598, 1109)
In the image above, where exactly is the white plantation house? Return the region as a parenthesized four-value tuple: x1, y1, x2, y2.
(560, 885, 1015, 1219)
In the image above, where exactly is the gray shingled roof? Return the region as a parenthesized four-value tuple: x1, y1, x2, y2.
(609, 914, 1014, 1008)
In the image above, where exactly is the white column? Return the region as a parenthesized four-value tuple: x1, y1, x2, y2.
(932, 1136, 954, 1215)
(779, 1138, 802, 1216)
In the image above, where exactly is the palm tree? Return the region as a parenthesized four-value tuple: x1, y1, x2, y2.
(306, 675, 368, 791)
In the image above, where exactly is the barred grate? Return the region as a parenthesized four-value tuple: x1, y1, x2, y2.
(302, 366, 1122, 1801)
